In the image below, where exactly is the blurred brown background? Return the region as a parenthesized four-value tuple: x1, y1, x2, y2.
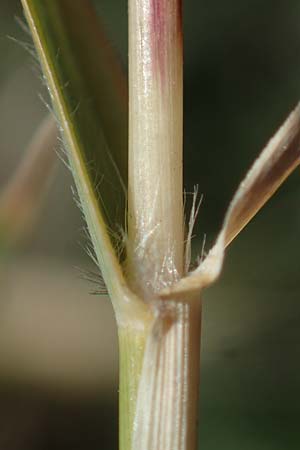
(1, 0, 300, 449)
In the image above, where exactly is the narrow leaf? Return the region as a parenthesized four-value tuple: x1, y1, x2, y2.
(21, 0, 132, 306)
(160, 104, 300, 298)
(224, 103, 300, 247)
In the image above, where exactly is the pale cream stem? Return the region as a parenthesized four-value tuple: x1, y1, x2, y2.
(132, 297, 202, 450)
(127, 0, 184, 297)
(121, 2, 200, 450)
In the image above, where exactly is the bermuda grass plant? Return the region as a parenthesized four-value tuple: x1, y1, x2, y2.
(1, 1, 300, 449)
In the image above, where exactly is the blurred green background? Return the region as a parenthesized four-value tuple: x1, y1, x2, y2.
(1, 0, 300, 449)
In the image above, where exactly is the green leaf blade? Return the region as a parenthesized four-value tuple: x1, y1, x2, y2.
(21, 0, 128, 300)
